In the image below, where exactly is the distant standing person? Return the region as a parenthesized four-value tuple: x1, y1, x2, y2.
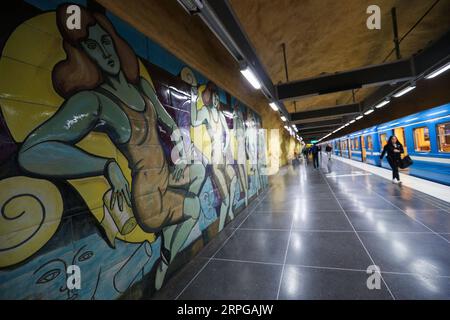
(310, 144, 320, 169)
(302, 147, 309, 163)
(380, 135, 404, 185)
(325, 143, 332, 160)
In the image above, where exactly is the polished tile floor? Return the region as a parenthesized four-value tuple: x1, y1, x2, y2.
(153, 155, 450, 300)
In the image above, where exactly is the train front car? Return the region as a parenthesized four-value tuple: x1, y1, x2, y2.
(326, 103, 450, 186)
(402, 104, 450, 186)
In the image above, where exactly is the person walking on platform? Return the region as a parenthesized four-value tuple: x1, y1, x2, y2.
(302, 147, 309, 164)
(325, 143, 332, 160)
(380, 135, 404, 185)
(310, 144, 320, 169)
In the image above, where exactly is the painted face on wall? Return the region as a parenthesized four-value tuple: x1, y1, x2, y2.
(81, 24, 121, 75)
(212, 92, 219, 109)
(31, 244, 98, 300)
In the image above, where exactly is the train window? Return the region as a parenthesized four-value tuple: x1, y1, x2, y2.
(354, 138, 359, 149)
(367, 136, 373, 150)
(413, 127, 431, 152)
(437, 122, 450, 153)
(380, 134, 387, 148)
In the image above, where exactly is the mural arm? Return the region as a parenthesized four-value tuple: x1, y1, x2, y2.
(245, 130, 250, 159)
(232, 112, 237, 136)
(220, 112, 230, 153)
(190, 86, 208, 127)
(18, 91, 131, 208)
(18, 91, 111, 178)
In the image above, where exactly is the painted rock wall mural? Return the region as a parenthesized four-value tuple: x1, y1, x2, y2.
(0, 1, 268, 299)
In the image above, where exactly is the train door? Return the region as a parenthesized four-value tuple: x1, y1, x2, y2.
(379, 130, 393, 169)
(394, 127, 408, 155)
(347, 138, 351, 158)
(361, 136, 366, 162)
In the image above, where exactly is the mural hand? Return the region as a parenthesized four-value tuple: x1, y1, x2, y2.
(106, 161, 131, 211)
(191, 85, 198, 97)
(173, 163, 186, 182)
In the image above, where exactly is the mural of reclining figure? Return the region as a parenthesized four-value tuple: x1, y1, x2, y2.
(190, 82, 238, 232)
(17, 4, 205, 290)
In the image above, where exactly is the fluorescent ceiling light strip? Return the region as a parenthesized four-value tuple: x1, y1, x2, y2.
(364, 109, 374, 115)
(349, 119, 356, 124)
(375, 100, 390, 109)
(425, 61, 450, 79)
(356, 115, 364, 120)
(393, 85, 416, 98)
(280, 116, 287, 121)
(269, 102, 278, 111)
(240, 67, 261, 89)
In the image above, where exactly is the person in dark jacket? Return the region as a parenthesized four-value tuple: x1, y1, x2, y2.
(310, 144, 320, 169)
(325, 144, 332, 160)
(380, 135, 404, 184)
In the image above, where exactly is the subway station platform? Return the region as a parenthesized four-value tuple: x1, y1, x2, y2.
(154, 155, 450, 300)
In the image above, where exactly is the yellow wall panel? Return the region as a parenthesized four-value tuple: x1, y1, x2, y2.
(0, 57, 63, 107)
(0, 98, 57, 142)
(2, 22, 64, 71)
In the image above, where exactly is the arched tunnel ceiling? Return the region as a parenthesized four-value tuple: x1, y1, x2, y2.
(228, 0, 450, 113)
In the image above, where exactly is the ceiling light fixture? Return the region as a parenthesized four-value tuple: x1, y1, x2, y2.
(240, 67, 261, 89)
(425, 61, 450, 79)
(393, 85, 416, 98)
(269, 102, 279, 111)
(364, 109, 374, 115)
(374, 100, 390, 109)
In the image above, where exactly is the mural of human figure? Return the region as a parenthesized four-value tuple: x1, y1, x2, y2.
(232, 103, 249, 206)
(256, 118, 268, 188)
(17, 4, 205, 290)
(190, 82, 238, 232)
(246, 112, 261, 194)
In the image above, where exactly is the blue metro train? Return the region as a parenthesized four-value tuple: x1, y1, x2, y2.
(327, 103, 450, 186)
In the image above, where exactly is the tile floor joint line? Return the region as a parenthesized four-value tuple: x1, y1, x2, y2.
(174, 186, 272, 300)
(233, 227, 441, 234)
(409, 192, 450, 214)
(332, 155, 450, 205)
(331, 156, 450, 242)
(275, 203, 295, 300)
(371, 189, 450, 244)
(210, 257, 284, 266)
(205, 257, 450, 278)
(319, 170, 397, 300)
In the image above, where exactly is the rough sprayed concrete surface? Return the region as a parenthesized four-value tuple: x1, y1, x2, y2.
(229, 0, 450, 112)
